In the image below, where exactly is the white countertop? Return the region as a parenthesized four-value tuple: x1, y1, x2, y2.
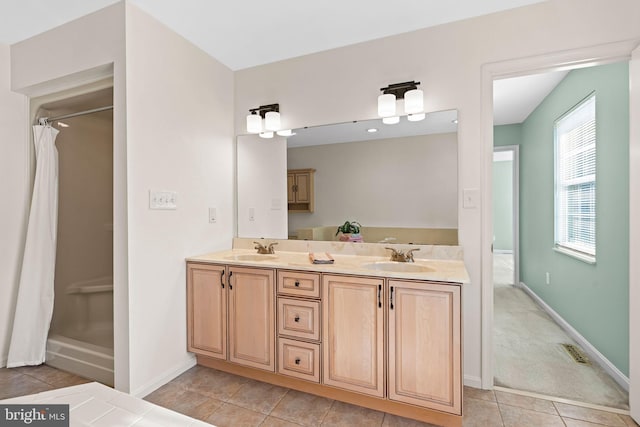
(187, 248, 470, 284)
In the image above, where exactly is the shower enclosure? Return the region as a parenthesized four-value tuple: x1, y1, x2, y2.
(36, 86, 114, 386)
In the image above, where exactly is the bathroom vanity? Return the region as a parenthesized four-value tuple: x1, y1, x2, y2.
(186, 239, 469, 427)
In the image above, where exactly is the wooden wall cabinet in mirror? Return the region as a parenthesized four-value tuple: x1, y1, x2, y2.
(287, 168, 315, 213)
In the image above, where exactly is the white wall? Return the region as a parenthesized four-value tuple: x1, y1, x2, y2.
(287, 133, 457, 235)
(237, 135, 287, 239)
(7, 3, 129, 390)
(124, 3, 234, 396)
(235, 0, 640, 386)
(0, 43, 29, 367)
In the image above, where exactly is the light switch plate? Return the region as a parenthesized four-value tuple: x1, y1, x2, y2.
(248, 207, 255, 221)
(149, 190, 177, 210)
(209, 207, 217, 223)
(463, 188, 479, 209)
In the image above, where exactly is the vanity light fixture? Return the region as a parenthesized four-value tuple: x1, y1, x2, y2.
(276, 129, 294, 137)
(246, 103, 280, 134)
(378, 81, 424, 123)
(407, 113, 426, 122)
(259, 131, 274, 139)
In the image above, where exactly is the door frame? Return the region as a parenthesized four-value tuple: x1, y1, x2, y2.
(479, 39, 640, 419)
(492, 145, 519, 288)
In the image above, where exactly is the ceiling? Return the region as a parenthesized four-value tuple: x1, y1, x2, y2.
(0, 0, 554, 125)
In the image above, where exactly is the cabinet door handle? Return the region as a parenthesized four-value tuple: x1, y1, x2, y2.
(220, 270, 225, 289)
(294, 315, 300, 322)
(294, 358, 301, 365)
(228, 271, 233, 290)
(294, 280, 300, 287)
(390, 286, 394, 310)
(378, 284, 382, 308)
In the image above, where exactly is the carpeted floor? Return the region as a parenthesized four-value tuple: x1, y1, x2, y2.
(494, 285, 629, 409)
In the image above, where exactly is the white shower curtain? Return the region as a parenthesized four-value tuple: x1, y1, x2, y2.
(7, 125, 60, 368)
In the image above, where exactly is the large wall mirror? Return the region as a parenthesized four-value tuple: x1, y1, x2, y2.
(237, 109, 458, 245)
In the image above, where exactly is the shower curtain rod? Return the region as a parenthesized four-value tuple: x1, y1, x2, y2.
(39, 105, 113, 125)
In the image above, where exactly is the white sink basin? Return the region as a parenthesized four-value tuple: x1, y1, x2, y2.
(224, 254, 278, 262)
(362, 261, 434, 273)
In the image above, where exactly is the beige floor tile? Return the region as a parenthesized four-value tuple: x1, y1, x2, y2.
(321, 400, 384, 426)
(261, 416, 304, 426)
(227, 379, 289, 415)
(494, 390, 557, 415)
(620, 414, 640, 427)
(174, 366, 250, 401)
(0, 373, 53, 400)
(464, 386, 496, 402)
(145, 381, 223, 420)
(499, 403, 564, 427)
(563, 418, 622, 427)
(0, 368, 25, 384)
(206, 402, 266, 427)
(381, 413, 440, 426)
(270, 390, 333, 426)
(463, 397, 503, 427)
(554, 402, 626, 426)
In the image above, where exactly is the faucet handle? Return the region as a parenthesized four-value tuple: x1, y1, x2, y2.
(405, 248, 420, 262)
(267, 242, 278, 254)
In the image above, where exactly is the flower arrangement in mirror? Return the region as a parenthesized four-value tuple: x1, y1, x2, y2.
(335, 221, 363, 242)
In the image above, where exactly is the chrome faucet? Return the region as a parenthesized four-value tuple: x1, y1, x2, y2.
(254, 241, 277, 254)
(385, 247, 420, 262)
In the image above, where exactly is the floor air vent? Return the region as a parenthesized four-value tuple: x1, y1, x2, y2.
(561, 343, 590, 364)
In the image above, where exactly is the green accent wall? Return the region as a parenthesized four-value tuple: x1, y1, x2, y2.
(494, 124, 522, 147)
(501, 62, 629, 376)
(493, 159, 513, 251)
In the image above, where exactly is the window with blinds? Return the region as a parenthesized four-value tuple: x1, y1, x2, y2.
(554, 94, 596, 261)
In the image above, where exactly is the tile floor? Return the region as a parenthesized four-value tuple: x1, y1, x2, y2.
(2, 364, 638, 427)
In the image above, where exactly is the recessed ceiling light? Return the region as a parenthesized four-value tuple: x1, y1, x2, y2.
(367, 128, 378, 133)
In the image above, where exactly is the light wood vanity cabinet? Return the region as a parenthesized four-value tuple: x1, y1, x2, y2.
(187, 263, 227, 360)
(187, 260, 463, 427)
(228, 266, 276, 371)
(388, 280, 462, 415)
(322, 275, 385, 397)
(287, 168, 315, 213)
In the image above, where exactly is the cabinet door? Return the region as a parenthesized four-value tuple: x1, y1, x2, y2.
(322, 275, 384, 397)
(294, 172, 310, 203)
(187, 263, 227, 359)
(388, 280, 461, 415)
(287, 173, 296, 203)
(228, 266, 276, 371)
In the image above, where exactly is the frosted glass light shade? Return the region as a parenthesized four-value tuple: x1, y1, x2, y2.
(404, 89, 424, 114)
(259, 131, 274, 139)
(265, 111, 281, 131)
(246, 114, 262, 133)
(378, 94, 396, 117)
(277, 129, 293, 136)
(407, 113, 426, 122)
(382, 116, 400, 125)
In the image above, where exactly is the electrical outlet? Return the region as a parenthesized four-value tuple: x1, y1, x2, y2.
(546, 272, 550, 285)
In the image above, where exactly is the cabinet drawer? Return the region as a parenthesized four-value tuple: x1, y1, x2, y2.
(278, 271, 320, 298)
(278, 338, 320, 383)
(278, 298, 320, 341)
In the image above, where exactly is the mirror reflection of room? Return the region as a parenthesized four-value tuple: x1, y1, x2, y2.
(237, 110, 459, 245)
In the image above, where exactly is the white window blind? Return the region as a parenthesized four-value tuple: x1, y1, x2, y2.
(554, 94, 596, 260)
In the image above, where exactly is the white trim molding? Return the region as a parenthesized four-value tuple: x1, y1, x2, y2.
(518, 281, 629, 391)
(133, 355, 196, 398)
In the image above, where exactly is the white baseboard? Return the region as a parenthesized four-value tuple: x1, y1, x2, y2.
(464, 374, 482, 389)
(132, 354, 196, 398)
(494, 249, 513, 254)
(0, 356, 6, 368)
(518, 281, 629, 391)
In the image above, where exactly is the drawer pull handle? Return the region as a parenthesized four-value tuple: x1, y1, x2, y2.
(294, 281, 300, 287)
(294, 358, 301, 365)
(294, 315, 300, 322)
